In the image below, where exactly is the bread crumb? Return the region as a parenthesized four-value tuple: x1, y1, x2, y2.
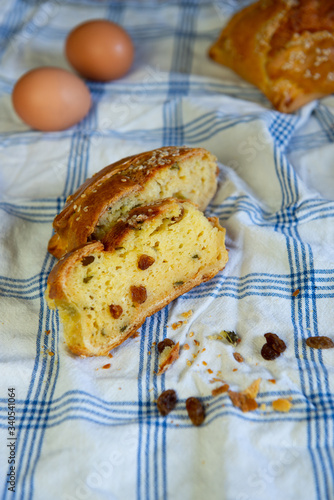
(232, 368, 238, 372)
(186, 359, 192, 366)
(207, 368, 213, 374)
(268, 379, 276, 384)
(233, 352, 244, 363)
(157, 342, 180, 375)
(210, 377, 225, 383)
(48, 351, 55, 357)
(260, 403, 267, 411)
(243, 378, 261, 399)
(194, 339, 200, 346)
(292, 289, 300, 297)
(102, 363, 111, 369)
(272, 398, 292, 412)
(45, 330, 50, 335)
(212, 384, 229, 396)
(181, 310, 193, 318)
(228, 390, 258, 412)
(108, 353, 113, 358)
(202, 361, 207, 366)
(183, 344, 190, 350)
(172, 321, 183, 330)
(189, 331, 194, 337)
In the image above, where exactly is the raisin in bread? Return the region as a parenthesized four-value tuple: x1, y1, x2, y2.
(209, 0, 334, 113)
(46, 198, 228, 356)
(48, 146, 218, 259)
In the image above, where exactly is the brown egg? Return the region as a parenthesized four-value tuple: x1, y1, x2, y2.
(65, 19, 134, 82)
(12, 67, 91, 132)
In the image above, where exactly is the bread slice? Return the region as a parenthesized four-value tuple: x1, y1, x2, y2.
(48, 146, 218, 259)
(46, 198, 228, 356)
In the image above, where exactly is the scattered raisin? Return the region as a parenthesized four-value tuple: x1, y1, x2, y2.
(82, 255, 95, 266)
(261, 343, 280, 360)
(138, 254, 155, 270)
(186, 397, 205, 426)
(261, 333, 286, 360)
(109, 304, 123, 319)
(130, 285, 147, 304)
(306, 336, 334, 349)
(264, 333, 286, 353)
(157, 389, 177, 416)
(158, 338, 175, 353)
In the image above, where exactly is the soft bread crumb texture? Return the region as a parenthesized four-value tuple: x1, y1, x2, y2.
(48, 146, 218, 258)
(94, 152, 217, 240)
(46, 199, 228, 356)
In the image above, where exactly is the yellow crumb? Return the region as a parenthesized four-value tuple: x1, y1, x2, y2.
(172, 321, 183, 330)
(181, 310, 193, 319)
(272, 398, 292, 412)
(243, 378, 261, 399)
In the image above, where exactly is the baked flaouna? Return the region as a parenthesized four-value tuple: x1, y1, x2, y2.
(48, 146, 218, 259)
(46, 198, 228, 356)
(209, 0, 334, 113)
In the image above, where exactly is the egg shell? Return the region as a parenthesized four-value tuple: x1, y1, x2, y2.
(12, 67, 91, 132)
(65, 19, 134, 82)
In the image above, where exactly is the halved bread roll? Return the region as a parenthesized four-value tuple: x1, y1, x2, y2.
(48, 146, 218, 259)
(46, 198, 228, 356)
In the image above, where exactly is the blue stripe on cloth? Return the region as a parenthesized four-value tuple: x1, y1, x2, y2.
(13, 5, 125, 497)
(1, 248, 55, 500)
(279, 146, 333, 498)
(1, 390, 333, 428)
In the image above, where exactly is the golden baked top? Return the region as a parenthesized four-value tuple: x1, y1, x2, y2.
(209, 0, 334, 113)
(48, 146, 218, 259)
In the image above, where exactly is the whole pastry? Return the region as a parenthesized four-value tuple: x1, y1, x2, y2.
(48, 146, 218, 259)
(46, 198, 228, 356)
(209, 0, 334, 113)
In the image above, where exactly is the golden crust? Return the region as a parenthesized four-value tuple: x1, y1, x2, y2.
(209, 0, 334, 113)
(46, 198, 228, 357)
(48, 146, 218, 259)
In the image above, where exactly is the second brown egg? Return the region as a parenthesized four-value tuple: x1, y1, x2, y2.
(65, 19, 134, 82)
